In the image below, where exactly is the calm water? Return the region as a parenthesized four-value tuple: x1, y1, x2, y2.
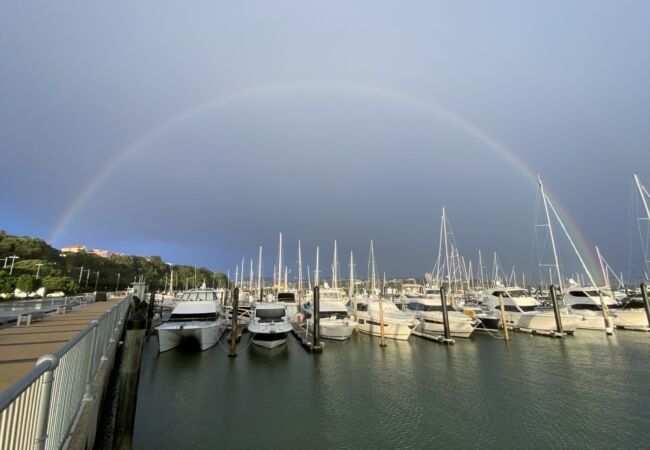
(133, 330, 649, 449)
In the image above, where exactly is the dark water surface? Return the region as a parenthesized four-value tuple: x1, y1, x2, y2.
(133, 331, 649, 449)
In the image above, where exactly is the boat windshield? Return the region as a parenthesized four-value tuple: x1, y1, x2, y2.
(507, 290, 529, 298)
(256, 308, 285, 322)
(321, 311, 349, 320)
(407, 303, 442, 312)
(181, 291, 217, 301)
(569, 290, 601, 297)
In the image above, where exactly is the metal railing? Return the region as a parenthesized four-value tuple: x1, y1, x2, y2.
(0, 296, 130, 450)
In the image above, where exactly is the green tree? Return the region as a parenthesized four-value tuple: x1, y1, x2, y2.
(0, 271, 16, 295)
(16, 275, 40, 293)
(42, 276, 78, 295)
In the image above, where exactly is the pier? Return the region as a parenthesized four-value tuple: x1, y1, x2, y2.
(0, 295, 130, 450)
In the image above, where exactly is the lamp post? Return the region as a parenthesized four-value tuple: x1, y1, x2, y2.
(8, 255, 20, 275)
(115, 273, 121, 292)
(94, 271, 100, 291)
(35, 263, 44, 279)
(85, 269, 91, 288)
(77, 266, 84, 284)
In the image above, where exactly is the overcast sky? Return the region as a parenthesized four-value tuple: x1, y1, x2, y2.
(1, 1, 649, 282)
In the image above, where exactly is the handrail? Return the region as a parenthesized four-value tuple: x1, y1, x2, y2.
(0, 295, 131, 450)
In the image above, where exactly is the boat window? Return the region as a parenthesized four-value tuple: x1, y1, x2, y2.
(508, 290, 529, 298)
(519, 305, 537, 312)
(358, 319, 365, 324)
(570, 304, 603, 311)
(256, 308, 285, 322)
(569, 291, 588, 297)
(407, 303, 423, 311)
(278, 293, 296, 302)
(492, 291, 507, 297)
(169, 312, 217, 321)
(322, 312, 349, 320)
(356, 304, 368, 312)
(495, 305, 521, 312)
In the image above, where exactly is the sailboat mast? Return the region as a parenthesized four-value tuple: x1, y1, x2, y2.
(277, 232, 283, 291)
(333, 240, 338, 290)
(349, 251, 355, 298)
(315, 246, 320, 287)
(257, 246, 263, 294)
(370, 240, 377, 294)
(545, 191, 598, 288)
(539, 175, 564, 292)
(634, 174, 650, 221)
(298, 240, 303, 295)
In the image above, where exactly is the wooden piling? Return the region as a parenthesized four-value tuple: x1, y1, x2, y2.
(440, 286, 452, 342)
(549, 285, 563, 337)
(113, 309, 147, 450)
(498, 293, 509, 341)
(641, 283, 650, 328)
(313, 286, 321, 350)
(229, 287, 239, 357)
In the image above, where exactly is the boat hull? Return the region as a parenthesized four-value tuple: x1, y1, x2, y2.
(502, 312, 577, 333)
(614, 309, 649, 330)
(315, 319, 358, 341)
(418, 317, 476, 338)
(157, 321, 226, 352)
(252, 332, 288, 348)
(356, 319, 413, 340)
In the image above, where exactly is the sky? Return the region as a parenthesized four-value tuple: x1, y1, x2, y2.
(1, 1, 649, 282)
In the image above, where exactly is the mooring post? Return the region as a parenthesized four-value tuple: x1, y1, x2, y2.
(378, 294, 387, 347)
(640, 283, 650, 328)
(440, 286, 452, 342)
(147, 289, 156, 332)
(598, 292, 614, 336)
(114, 309, 147, 450)
(312, 285, 321, 349)
(549, 285, 563, 337)
(498, 293, 509, 341)
(229, 287, 239, 357)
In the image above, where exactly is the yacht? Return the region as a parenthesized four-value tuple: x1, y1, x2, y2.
(480, 287, 578, 334)
(248, 302, 293, 348)
(564, 287, 648, 330)
(615, 293, 650, 330)
(354, 297, 416, 340)
(304, 300, 358, 341)
(156, 287, 227, 352)
(404, 293, 478, 338)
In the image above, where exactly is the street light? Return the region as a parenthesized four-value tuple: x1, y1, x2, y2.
(35, 263, 44, 279)
(166, 263, 174, 295)
(76, 266, 84, 284)
(115, 273, 121, 292)
(8, 255, 19, 275)
(94, 271, 100, 291)
(85, 269, 91, 288)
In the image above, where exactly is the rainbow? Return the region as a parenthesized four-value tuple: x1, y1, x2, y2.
(47, 81, 603, 283)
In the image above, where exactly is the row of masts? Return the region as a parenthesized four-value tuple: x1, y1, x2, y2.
(226, 174, 650, 295)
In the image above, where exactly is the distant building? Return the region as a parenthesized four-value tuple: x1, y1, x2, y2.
(61, 245, 86, 254)
(90, 248, 124, 259)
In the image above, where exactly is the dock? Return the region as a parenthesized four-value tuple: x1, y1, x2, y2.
(0, 296, 124, 392)
(290, 321, 323, 353)
(411, 327, 455, 344)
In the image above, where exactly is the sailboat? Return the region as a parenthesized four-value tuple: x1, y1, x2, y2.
(354, 241, 416, 340)
(305, 241, 358, 340)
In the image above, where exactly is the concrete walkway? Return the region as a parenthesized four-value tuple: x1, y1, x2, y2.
(0, 298, 124, 392)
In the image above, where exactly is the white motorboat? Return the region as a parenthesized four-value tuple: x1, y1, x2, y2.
(248, 302, 293, 348)
(563, 286, 617, 330)
(354, 297, 416, 340)
(480, 287, 578, 334)
(156, 288, 227, 352)
(404, 294, 478, 338)
(305, 301, 357, 341)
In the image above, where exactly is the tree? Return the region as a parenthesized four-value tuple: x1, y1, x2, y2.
(0, 271, 16, 295)
(42, 276, 78, 295)
(16, 275, 40, 293)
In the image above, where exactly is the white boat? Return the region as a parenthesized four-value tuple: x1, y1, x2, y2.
(565, 286, 649, 330)
(306, 301, 358, 340)
(156, 288, 227, 352)
(248, 303, 293, 348)
(480, 287, 578, 334)
(404, 294, 478, 338)
(354, 297, 416, 340)
(563, 286, 618, 330)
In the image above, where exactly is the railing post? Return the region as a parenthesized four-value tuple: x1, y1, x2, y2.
(33, 354, 59, 450)
(84, 321, 100, 400)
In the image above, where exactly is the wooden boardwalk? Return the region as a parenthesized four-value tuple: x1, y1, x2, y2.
(0, 297, 124, 392)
